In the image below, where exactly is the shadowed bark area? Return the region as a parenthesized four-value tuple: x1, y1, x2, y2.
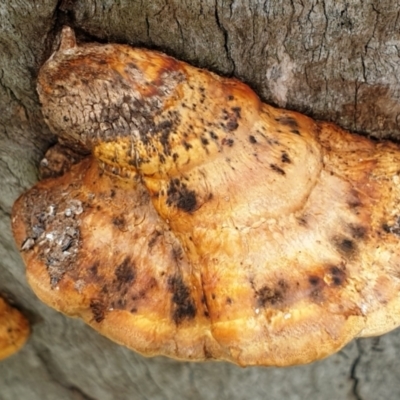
(1, 0, 400, 399)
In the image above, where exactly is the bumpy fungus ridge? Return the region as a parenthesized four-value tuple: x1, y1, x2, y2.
(12, 27, 400, 366)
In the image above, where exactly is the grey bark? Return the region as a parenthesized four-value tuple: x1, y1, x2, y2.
(1, 1, 400, 399)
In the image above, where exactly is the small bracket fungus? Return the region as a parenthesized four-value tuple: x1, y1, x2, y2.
(0, 296, 29, 360)
(12, 26, 400, 366)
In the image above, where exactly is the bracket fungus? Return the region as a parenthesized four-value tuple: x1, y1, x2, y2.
(11, 26, 400, 366)
(0, 296, 29, 360)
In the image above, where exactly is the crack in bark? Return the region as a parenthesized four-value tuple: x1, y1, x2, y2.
(319, 0, 328, 62)
(364, 4, 380, 55)
(360, 55, 367, 83)
(145, 16, 150, 40)
(350, 340, 364, 400)
(0, 202, 11, 219)
(262, 0, 271, 15)
(68, 386, 98, 400)
(0, 120, 11, 141)
(282, 0, 295, 56)
(0, 69, 31, 121)
(175, 15, 185, 47)
(214, 0, 235, 74)
(142, 363, 165, 400)
(35, 347, 97, 400)
(354, 80, 360, 132)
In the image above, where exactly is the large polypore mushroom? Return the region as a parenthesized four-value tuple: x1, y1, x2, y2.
(0, 296, 29, 360)
(12, 26, 400, 366)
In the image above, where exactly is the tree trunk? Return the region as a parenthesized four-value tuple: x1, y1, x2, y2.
(1, 1, 400, 399)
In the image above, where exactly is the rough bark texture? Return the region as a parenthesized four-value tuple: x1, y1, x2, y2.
(1, 0, 400, 399)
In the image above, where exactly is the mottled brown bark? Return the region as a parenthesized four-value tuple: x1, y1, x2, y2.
(1, 1, 400, 399)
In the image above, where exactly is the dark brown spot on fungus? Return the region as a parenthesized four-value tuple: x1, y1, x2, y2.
(182, 141, 192, 150)
(226, 119, 239, 131)
(349, 225, 367, 239)
(148, 230, 162, 249)
(168, 275, 196, 324)
(297, 216, 308, 226)
(222, 138, 234, 147)
(382, 217, 400, 236)
(166, 179, 197, 212)
(256, 286, 283, 307)
(270, 164, 286, 175)
(249, 135, 257, 144)
(201, 136, 209, 146)
(89, 262, 99, 276)
(256, 280, 288, 308)
(334, 237, 356, 256)
(276, 116, 300, 130)
(171, 244, 183, 262)
(329, 266, 347, 286)
(231, 107, 241, 118)
(101, 285, 109, 295)
(281, 152, 291, 163)
(209, 131, 218, 140)
(112, 215, 126, 230)
(90, 299, 106, 323)
(382, 223, 391, 233)
(308, 276, 325, 302)
(114, 257, 135, 287)
(308, 276, 320, 286)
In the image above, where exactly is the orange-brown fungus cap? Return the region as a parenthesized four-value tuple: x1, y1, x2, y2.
(11, 26, 400, 366)
(0, 296, 29, 360)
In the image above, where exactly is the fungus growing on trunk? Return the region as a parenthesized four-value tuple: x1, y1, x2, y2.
(0, 296, 29, 360)
(12, 27, 400, 366)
